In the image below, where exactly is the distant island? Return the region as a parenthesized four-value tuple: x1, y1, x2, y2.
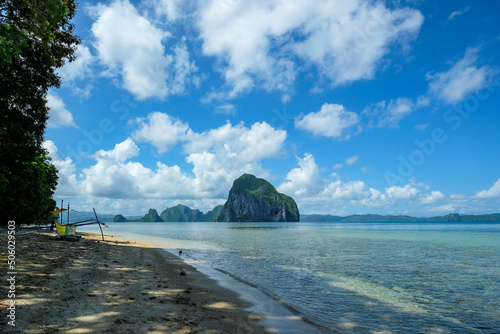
(113, 204, 224, 223)
(217, 174, 299, 222)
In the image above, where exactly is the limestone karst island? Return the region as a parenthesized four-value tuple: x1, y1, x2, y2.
(113, 174, 299, 223)
(217, 174, 299, 222)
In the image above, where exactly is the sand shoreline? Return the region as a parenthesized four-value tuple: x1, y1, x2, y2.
(1, 231, 268, 333)
(86, 230, 331, 334)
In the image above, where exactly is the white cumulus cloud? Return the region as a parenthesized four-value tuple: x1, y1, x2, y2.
(169, 37, 200, 95)
(475, 179, 500, 199)
(278, 153, 323, 197)
(79, 139, 192, 199)
(89, 0, 198, 100)
(94, 138, 140, 162)
(131, 112, 190, 154)
(295, 103, 360, 140)
(89, 0, 171, 99)
(197, 0, 423, 100)
(183, 121, 286, 162)
(278, 155, 460, 214)
(148, 0, 186, 21)
(386, 184, 421, 199)
(427, 47, 495, 105)
(320, 180, 368, 201)
(43, 140, 81, 197)
(58, 45, 96, 95)
(363, 95, 429, 128)
(420, 191, 445, 204)
(46, 92, 78, 128)
(184, 121, 287, 196)
(292, 1, 424, 86)
(50, 116, 288, 201)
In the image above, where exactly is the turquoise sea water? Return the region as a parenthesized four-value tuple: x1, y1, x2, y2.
(86, 222, 500, 333)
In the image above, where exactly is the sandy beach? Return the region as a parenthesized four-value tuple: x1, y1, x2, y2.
(0, 231, 268, 333)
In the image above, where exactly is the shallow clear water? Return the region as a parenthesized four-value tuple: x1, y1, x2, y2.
(86, 222, 500, 333)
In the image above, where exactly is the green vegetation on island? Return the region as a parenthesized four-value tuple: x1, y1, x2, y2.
(160, 204, 203, 222)
(113, 214, 127, 222)
(217, 174, 299, 222)
(141, 209, 163, 222)
(114, 204, 224, 222)
(203, 205, 225, 222)
(112, 174, 300, 223)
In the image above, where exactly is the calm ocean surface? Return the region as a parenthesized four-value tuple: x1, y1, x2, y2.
(86, 222, 500, 333)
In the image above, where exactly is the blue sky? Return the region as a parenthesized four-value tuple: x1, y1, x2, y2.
(43, 0, 500, 217)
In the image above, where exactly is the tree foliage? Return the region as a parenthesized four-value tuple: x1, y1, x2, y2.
(0, 0, 80, 225)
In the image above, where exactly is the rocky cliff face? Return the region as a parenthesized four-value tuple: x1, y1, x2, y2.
(217, 174, 299, 222)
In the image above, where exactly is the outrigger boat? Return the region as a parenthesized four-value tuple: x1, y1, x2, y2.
(52, 202, 107, 241)
(21, 200, 108, 241)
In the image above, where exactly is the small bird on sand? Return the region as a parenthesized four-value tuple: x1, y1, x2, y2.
(178, 250, 182, 255)
(180, 269, 186, 276)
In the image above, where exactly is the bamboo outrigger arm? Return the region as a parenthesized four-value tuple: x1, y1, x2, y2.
(93, 208, 105, 242)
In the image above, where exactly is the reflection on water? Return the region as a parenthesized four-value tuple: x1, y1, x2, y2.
(89, 222, 500, 333)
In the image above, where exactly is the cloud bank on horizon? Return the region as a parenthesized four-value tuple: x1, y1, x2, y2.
(45, 0, 500, 216)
